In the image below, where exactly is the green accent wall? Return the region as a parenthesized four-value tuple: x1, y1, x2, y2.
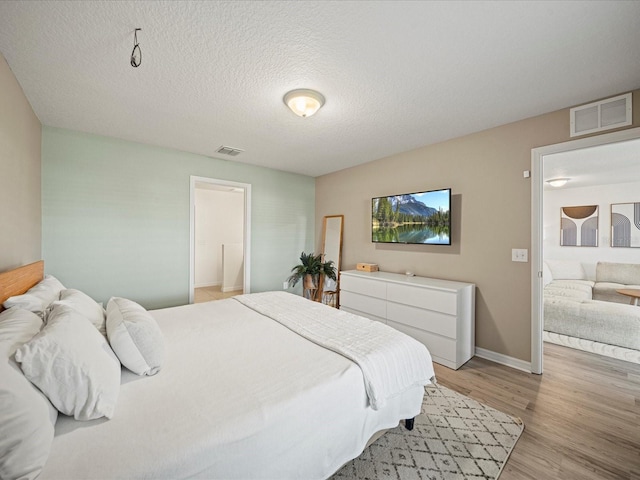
(42, 127, 315, 309)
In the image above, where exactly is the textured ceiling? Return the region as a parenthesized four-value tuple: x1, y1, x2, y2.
(0, 1, 639, 177)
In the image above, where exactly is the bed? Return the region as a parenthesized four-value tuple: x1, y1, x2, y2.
(0, 261, 435, 480)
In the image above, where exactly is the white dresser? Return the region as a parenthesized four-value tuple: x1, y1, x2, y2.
(340, 270, 475, 369)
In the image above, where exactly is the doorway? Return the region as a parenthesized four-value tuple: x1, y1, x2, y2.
(189, 176, 251, 304)
(531, 127, 640, 373)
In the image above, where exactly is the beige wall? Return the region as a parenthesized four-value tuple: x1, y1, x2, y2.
(0, 53, 42, 271)
(316, 88, 640, 363)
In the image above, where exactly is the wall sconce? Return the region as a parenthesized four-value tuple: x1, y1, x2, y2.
(546, 178, 570, 187)
(283, 89, 325, 117)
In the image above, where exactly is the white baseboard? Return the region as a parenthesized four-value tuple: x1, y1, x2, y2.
(221, 285, 243, 293)
(195, 281, 221, 289)
(474, 347, 532, 373)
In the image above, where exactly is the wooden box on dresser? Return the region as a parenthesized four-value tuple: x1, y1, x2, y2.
(340, 270, 475, 369)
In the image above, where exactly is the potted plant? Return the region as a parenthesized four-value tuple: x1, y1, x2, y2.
(288, 252, 337, 301)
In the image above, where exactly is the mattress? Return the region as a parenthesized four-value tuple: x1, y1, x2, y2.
(40, 297, 427, 479)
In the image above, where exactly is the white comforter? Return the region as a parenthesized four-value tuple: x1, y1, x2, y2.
(235, 291, 435, 409)
(40, 294, 431, 480)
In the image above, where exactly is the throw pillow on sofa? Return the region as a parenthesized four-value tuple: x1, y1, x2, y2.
(545, 260, 587, 281)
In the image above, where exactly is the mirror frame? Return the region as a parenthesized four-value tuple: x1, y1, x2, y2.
(321, 214, 344, 307)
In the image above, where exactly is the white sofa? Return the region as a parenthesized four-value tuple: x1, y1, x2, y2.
(543, 260, 640, 351)
(592, 261, 640, 303)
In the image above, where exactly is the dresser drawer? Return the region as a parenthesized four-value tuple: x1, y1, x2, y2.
(340, 274, 387, 299)
(340, 290, 386, 319)
(387, 302, 457, 339)
(387, 282, 457, 315)
(340, 306, 386, 324)
(387, 320, 457, 363)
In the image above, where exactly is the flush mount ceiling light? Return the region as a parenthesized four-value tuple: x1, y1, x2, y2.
(283, 89, 325, 118)
(546, 178, 570, 187)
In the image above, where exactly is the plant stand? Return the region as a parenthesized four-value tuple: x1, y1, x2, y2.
(322, 290, 337, 307)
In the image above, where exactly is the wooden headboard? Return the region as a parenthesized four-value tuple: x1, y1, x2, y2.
(0, 260, 44, 306)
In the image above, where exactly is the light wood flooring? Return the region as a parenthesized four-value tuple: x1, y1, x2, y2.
(434, 342, 640, 479)
(194, 285, 242, 303)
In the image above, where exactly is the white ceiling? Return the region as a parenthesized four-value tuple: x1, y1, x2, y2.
(543, 137, 640, 190)
(0, 1, 639, 177)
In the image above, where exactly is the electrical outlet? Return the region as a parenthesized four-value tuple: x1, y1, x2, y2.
(283, 280, 289, 289)
(511, 248, 528, 262)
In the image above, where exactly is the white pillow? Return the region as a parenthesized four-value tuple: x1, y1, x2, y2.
(545, 260, 586, 280)
(0, 308, 58, 480)
(107, 297, 165, 376)
(3, 275, 65, 316)
(51, 289, 106, 336)
(1, 294, 43, 313)
(15, 304, 121, 421)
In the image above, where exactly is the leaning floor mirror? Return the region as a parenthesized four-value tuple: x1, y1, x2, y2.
(321, 215, 344, 308)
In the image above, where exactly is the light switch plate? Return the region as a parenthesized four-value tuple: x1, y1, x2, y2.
(512, 248, 528, 262)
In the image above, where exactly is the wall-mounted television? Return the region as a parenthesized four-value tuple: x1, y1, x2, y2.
(372, 188, 451, 245)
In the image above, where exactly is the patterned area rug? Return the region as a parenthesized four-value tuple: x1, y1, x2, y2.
(333, 385, 524, 480)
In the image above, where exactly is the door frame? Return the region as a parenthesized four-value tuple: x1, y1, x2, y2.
(189, 175, 252, 303)
(530, 126, 640, 374)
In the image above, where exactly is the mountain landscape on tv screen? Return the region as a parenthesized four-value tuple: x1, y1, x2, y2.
(372, 192, 450, 244)
(388, 194, 438, 217)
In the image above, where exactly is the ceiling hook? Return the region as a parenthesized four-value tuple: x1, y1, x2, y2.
(131, 28, 142, 68)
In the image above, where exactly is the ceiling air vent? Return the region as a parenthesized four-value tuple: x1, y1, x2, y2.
(216, 146, 244, 156)
(570, 92, 632, 137)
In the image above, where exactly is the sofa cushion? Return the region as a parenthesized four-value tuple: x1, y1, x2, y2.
(545, 282, 593, 301)
(544, 296, 583, 324)
(596, 262, 640, 285)
(579, 300, 640, 349)
(551, 279, 595, 288)
(544, 297, 640, 350)
(593, 282, 640, 304)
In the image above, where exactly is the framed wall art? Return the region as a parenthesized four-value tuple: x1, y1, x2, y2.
(560, 205, 598, 247)
(611, 202, 640, 247)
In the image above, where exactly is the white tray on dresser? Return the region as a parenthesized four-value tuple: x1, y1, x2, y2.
(340, 270, 475, 369)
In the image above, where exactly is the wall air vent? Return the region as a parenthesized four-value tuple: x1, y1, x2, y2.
(216, 146, 244, 156)
(570, 92, 632, 137)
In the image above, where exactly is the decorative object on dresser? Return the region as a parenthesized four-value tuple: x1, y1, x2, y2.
(356, 263, 378, 272)
(340, 270, 475, 369)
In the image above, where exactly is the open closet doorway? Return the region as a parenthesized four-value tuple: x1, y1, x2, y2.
(531, 127, 640, 373)
(189, 176, 251, 304)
